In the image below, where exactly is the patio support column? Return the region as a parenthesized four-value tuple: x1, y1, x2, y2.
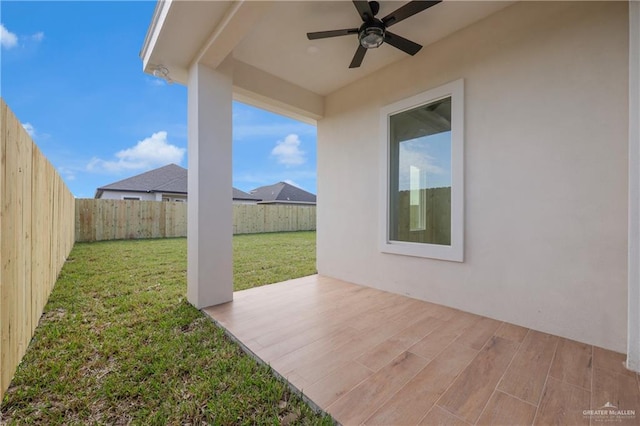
(628, 0, 640, 372)
(186, 59, 233, 309)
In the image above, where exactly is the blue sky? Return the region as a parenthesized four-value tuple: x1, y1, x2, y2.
(1, 1, 317, 198)
(398, 132, 451, 190)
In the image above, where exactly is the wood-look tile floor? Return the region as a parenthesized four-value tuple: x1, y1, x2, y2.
(203, 275, 640, 425)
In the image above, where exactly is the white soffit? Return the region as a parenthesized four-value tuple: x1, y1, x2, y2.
(141, 0, 232, 84)
(233, 1, 514, 96)
(142, 1, 514, 95)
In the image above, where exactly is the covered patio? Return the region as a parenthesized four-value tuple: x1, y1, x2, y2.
(141, 1, 640, 422)
(204, 275, 640, 425)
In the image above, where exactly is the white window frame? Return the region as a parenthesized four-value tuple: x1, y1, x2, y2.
(379, 79, 464, 262)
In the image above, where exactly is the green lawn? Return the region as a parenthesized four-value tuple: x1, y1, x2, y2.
(234, 231, 317, 291)
(1, 231, 329, 425)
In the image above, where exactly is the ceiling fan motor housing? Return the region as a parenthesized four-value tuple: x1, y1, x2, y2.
(359, 21, 386, 49)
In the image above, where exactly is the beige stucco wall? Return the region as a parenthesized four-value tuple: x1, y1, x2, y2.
(317, 1, 629, 352)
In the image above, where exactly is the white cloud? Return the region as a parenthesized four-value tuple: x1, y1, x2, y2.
(86, 131, 185, 174)
(399, 150, 445, 176)
(234, 170, 316, 186)
(20, 122, 51, 142)
(398, 138, 449, 190)
(0, 25, 44, 49)
(58, 166, 76, 181)
(30, 32, 44, 42)
(146, 77, 165, 87)
(21, 122, 36, 138)
(1, 24, 18, 49)
(271, 134, 306, 166)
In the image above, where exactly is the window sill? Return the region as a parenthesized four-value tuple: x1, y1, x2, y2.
(380, 240, 463, 262)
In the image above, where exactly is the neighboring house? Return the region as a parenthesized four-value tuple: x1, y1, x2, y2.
(232, 187, 262, 204)
(140, 1, 640, 370)
(95, 164, 261, 204)
(95, 163, 188, 202)
(249, 182, 316, 205)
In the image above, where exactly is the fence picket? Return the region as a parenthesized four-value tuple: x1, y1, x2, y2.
(74, 200, 316, 242)
(0, 100, 75, 400)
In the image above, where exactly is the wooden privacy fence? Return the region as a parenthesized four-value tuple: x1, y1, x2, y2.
(75, 199, 316, 242)
(233, 204, 316, 235)
(75, 199, 188, 242)
(1, 100, 75, 400)
(394, 187, 451, 245)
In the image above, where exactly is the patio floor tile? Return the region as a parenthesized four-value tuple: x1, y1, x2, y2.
(364, 342, 477, 425)
(437, 336, 520, 423)
(326, 351, 429, 425)
(548, 337, 592, 390)
(533, 376, 590, 426)
(496, 330, 558, 405)
(419, 406, 470, 425)
(302, 360, 373, 407)
(356, 315, 443, 372)
(493, 322, 529, 343)
(454, 316, 502, 350)
(475, 391, 536, 426)
(202, 275, 640, 425)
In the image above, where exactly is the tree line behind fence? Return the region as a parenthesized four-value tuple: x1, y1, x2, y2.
(75, 199, 316, 242)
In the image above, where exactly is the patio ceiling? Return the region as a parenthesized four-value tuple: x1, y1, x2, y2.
(141, 1, 513, 115)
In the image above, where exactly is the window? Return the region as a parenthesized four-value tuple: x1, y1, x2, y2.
(123, 196, 140, 200)
(380, 79, 464, 261)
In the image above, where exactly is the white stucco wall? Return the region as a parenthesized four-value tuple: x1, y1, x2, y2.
(317, 1, 629, 352)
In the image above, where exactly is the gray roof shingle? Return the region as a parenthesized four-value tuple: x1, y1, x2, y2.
(98, 164, 188, 194)
(249, 182, 316, 204)
(96, 164, 262, 201)
(233, 187, 261, 201)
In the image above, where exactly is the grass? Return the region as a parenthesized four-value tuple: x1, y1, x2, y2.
(233, 231, 317, 291)
(1, 231, 330, 425)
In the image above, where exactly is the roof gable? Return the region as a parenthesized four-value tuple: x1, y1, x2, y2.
(98, 164, 188, 194)
(233, 187, 261, 201)
(250, 182, 316, 204)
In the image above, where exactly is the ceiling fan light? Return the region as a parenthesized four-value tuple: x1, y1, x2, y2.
(359, 26, 385, 49)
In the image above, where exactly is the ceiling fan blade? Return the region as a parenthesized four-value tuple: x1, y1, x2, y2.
(353, 0, 374, 22)
(349, 45, 367, 68)
(382, 1, 441, 27)
(307, 28, 359, 40)
(384, 31, 422, 55)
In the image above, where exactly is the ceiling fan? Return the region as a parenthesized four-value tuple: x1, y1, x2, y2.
(307, 0, 441, 69)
